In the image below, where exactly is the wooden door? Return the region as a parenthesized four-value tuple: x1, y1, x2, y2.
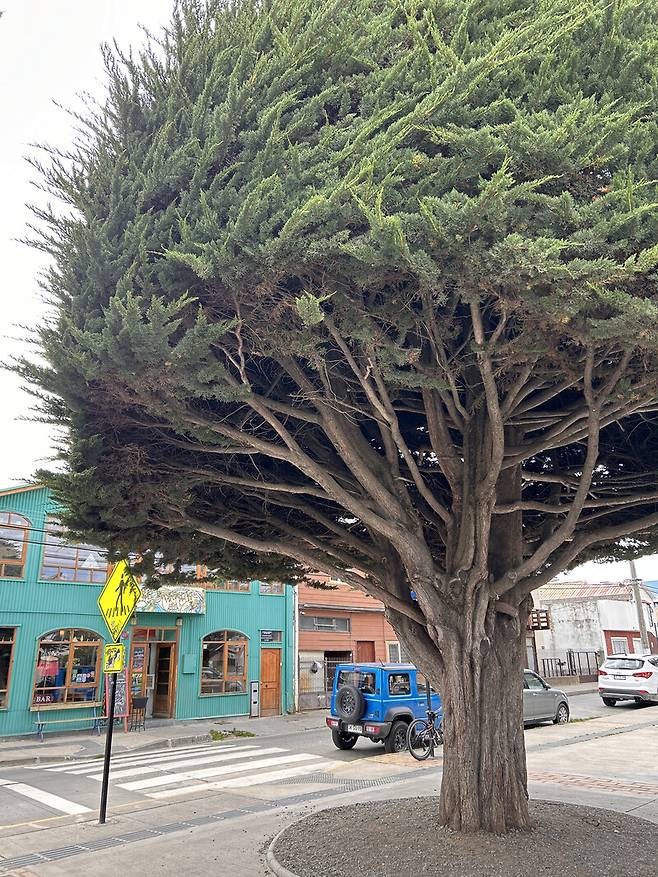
(356, 641, 376, 662)
(153, 644, 174, 717)
(260, 648, 282, 716)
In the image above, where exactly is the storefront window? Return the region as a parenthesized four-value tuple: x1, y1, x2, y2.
(201, 630, 248, 695)
(0, 628, 16, 708)
(32, 628, 102, 706)
(0, 512, 29, 579)
(259, 582, 284, 595)
(40, 518, 108, 584)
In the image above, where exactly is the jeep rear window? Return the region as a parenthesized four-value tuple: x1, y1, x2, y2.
(604, 658, 644, 670)
(388, 673, 411, 695)
(337, 671, 376, 693)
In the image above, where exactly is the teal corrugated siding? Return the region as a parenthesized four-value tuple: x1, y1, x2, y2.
(0, 487, 295, 737)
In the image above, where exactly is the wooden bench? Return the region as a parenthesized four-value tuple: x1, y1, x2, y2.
(34, 707, 104, 742)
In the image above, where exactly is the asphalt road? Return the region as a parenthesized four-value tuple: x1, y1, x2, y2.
(0, 690, 647, 840)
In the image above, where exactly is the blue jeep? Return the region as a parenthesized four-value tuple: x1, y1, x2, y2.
(326, 662, 442, 753)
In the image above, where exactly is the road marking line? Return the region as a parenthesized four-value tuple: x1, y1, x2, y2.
(118, 752, 320, 791)
(148, 761, 340, 799)
(65, 744, 254, 776)
(40, 743, 243, 772)
(86, 746, 282, 781)
(0, 781, 91, 815)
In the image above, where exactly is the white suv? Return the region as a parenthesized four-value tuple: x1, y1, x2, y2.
(598, 654, 658, 706)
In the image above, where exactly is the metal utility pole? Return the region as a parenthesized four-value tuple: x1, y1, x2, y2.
(629, 560, 650, 653)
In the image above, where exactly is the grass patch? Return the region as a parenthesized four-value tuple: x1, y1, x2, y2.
(210, 727, 256, 741)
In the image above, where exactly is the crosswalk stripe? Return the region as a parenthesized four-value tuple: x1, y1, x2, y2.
(39, 743, 243, 772)
(63, 744, 249, 775)
(118, 752, 320, 792)
(0, 780, 91, 815)
(86, 746, 282, 781)
(148, 761, 340, 799)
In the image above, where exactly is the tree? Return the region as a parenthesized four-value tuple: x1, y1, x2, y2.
(19, 0, 658, 833)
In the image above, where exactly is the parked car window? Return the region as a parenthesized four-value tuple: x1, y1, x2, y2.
(524, 672, 546, 691)
(388, 673, 411, 695)
(337, 670, 376, 692)
(604, 658, 644, 671)
(416, 673, 437, 695)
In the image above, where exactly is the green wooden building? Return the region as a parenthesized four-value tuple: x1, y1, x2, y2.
(0, 485, 295, 738)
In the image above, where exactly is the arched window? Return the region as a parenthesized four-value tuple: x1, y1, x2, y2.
(32, 628, 103, 707)
(201, 630, 248, 695)
(0, 512, 30, 579)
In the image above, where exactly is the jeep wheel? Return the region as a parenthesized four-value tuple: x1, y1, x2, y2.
(335, 685, 365, 722)
(384, 719, 408, 753)
(331, 728, 358, 750)
(602, 697, 617, 707)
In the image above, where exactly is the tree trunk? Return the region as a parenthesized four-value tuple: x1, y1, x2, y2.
(437, 606, 531, 833)
(391, 597, 531, 833)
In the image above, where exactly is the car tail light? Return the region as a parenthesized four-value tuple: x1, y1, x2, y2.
(364, 724, 379, 734)
(633, 671, 652, 679)
(326, 717, 339, 728)
(598, 669, 608, 676)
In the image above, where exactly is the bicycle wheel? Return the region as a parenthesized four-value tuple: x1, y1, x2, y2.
(407, 718, 434, 761)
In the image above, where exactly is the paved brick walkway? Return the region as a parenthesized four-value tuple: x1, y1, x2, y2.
(530, 771, 658, 797)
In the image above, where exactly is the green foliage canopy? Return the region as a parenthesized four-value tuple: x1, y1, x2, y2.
(19, 0, 658, 613)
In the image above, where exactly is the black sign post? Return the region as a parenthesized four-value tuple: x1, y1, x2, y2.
(99, 672, 117, 824)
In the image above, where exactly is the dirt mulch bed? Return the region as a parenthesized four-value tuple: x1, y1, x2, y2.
(270, 798, 658, 877)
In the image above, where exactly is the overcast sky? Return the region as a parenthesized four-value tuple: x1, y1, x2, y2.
(0, 2, 656, 586)
(0, 1, 171, 489)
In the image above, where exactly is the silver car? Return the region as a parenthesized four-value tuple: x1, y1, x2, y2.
(523, 669, 570, 724)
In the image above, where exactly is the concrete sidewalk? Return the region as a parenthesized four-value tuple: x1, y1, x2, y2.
(0, 710, 329, 768)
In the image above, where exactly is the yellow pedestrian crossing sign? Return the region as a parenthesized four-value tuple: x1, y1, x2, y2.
(98, 560, 141, 642)
(103, 643, 125, 673)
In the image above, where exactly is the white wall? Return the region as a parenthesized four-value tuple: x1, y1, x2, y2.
(533, 599, 603, 656)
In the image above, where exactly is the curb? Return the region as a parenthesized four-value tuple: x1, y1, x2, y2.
(266, 824, 305, 877)
(1, 732, 214, 768)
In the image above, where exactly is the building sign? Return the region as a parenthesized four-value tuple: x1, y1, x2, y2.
(136, 585, 205, 615)
(98, 560, 142, 641)
(103, 643, 125, 673)
(261, 630, 282, 643)
(528, 609, 550, 631)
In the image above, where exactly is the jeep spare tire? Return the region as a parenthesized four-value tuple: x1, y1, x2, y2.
(335, 685, 365, 722)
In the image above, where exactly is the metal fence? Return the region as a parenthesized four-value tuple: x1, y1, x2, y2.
(541, 650, 601, 679)
(298, 658, 342, 710)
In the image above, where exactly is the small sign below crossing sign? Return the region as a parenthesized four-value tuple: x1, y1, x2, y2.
(98, 560, 141, 642)
(103, 643, 125, 673)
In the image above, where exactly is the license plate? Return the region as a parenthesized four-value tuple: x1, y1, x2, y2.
(614, 675, 626, 680)
(347, 724, 362, 733)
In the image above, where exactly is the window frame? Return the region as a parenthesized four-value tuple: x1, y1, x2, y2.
(258, 581, 285, 596)
(388, 672, 411, 696)
(386, 641, 401, 663)
(0, 512, 30, 580)
(0, 627, 17, 709)
(206, 579, 251, 593)
(299, 615, 351, 633)
(260, 630, 283, 644)
(200, 629, 249, 697)
(39, 517, 108, 585)
(31, 628, 103, 710)
(610, 637, 629, 655)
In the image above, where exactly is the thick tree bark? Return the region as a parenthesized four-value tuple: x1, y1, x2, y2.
(390, 455, 532, 833)
(393, 598, 531, 834)
(438, 606, 530, 832)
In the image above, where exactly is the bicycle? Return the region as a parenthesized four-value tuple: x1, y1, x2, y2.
(406, 708, 443, 760)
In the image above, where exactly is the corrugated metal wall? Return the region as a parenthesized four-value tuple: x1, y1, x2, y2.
(0, 486, 295, 737)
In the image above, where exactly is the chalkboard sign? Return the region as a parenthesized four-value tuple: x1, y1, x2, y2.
(105, 668, 129, 719)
